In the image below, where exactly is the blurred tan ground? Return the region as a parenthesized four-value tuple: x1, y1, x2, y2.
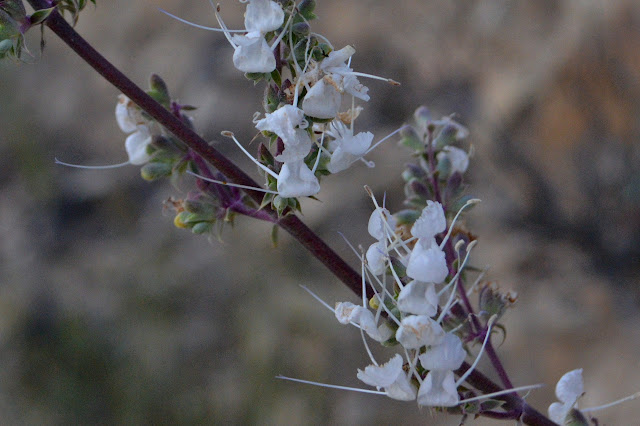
(1, 1, 640, 424)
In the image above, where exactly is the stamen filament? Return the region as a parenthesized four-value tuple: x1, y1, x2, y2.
(440, 199, 481, 250)
(186, 170, 278, 194)
(365, 125, 407, 155)
(299, 285, 335, 313)
(55, 158, 130, 169)
(458, 384, 545, 405)
(275, 376, 386, 395)
(456, 315, 497, 387)
(214, 4, 237, 48)
(158, 8, 244, 32)
(221, 131, 279, 179)
(582, 392, 640, 413)
(347, 71, 400, 85)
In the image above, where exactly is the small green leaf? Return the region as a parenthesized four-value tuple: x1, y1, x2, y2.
(270, 68, 282, 87)
(30, 7, 56, 26)
(479, 399, 505, 411)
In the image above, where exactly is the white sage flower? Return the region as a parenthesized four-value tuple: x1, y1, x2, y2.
(357, 354, 417, 401)
(115, 95, 152, 165)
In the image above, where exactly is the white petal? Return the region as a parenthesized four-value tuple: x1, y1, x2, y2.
(357, 308, 385, 341)
(406, 238, 449, 283)
(418, 333, 466, 371)
(277, 160, 320, 198)
(334, 302, 384, 341)
(232, 35, 276, 73)
(244, 0, 284, 34)
(125, 128, 152, 165)
(274, 129, 313, 162)
(397, 280, 438, 316)
(115, 95, 138, 133)
(321, 45, 356, 72)
(548, 402, 571, 424)
(256, 105, 306, 145)
(342, 131, 373, 156)
(367, 207, 395, 240)
(343, 74, 370, 101)
(396, 315, 445, 349)
(417, 370, 459, 407)
(365, 241, 387, 276)
(412, 200, 446, 239)
(555, 369, 584, 404)
(385, 373, 417, 401)
(376, 321, 395, 343)
(327, 146, 359, 174)
(302, 78, 342, 119)
(357, 354, 404, 388)
(334, 301, 361, 324)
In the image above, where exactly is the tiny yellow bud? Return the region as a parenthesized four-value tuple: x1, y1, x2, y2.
(173, 213, 189, 229)
(369, 295, 380, 310)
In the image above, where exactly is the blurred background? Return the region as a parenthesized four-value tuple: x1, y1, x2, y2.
(1, 0, 640, 424)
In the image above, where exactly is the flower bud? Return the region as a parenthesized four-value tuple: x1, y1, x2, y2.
(413, 106, 432, 133)
(148, 74, 171, 107)
(478, 283, 517, 321)
(312, 41, 331, 62)
(298, 0, 317, 20)
(443, 172, 464, 204)
(191, 222, 213, 235)
(432, 124, 459, 150)
(183, 199, 215, 216)
(291, 22, 310, 37)
(140, 162, 172, 181)
(407, 179, 430, 200)
(174, 211, 191, 229)
(399, 125, 423, 151)
(402, 163, 426, 182)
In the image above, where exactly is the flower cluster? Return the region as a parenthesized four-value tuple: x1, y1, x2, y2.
(110, 75, 271, 238)
(168, 0, 402, 214)
(286, 107, 523, 412)
(333, 193, 484, 408)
